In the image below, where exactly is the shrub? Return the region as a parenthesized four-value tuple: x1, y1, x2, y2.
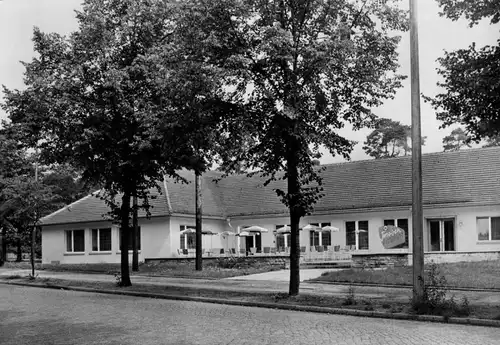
(342, 286, 356, 306)
(114, 273, 122, 286)
(411, 261, 471, 317)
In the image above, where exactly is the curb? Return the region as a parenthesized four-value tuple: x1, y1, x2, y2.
(310, 280, 500, 293)
(2, 280, 499, 328)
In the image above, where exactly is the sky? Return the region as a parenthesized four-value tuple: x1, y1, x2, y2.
(0, 0, 498, 164)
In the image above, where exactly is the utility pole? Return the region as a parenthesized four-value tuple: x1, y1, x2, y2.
(195, 171, 203, 271)
(31, 148, 39, 277)
(132, 195, 139, 272)
(410, 0, 424, 302)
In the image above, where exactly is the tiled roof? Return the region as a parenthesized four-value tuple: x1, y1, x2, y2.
(41, 147, 500, 225)
(40, 183, 170, 225)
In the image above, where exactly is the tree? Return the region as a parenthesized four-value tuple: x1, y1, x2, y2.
(1, 175, 58, 275)
(183, 0, 408, 295)
(425, 0, 500, 142)
(2, 0, 197, 286)
(483, 135, 500, 147)
(0, 133, 32, 264)
(363, 118, 412, 158)
(442, 127, 471, 151)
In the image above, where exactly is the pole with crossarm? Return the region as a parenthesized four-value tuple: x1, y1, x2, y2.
(410, 0, 425, 303)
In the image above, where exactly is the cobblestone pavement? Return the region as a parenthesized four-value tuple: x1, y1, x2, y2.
(1, 285, 498, 345)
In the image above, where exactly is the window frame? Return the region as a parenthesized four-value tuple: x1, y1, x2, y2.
(91, 228, 112, 252)
(345, 220, 369, 250)
(65, 229, 85, 253)
(477, 216, 500, 242)
(383, 218, 409, 248)
(119, 226, 142, 251)
(308, 222, 331, 247)
(275, 225, 291, 249)
(180, 225, 196, 249)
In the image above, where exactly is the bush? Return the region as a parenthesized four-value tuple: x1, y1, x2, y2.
(342, 286, 356, 306)
(411, 261, 471, 317)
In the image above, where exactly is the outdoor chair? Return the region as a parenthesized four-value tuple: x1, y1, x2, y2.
(219, 248, 225, 256)
(230, 248, 237, 255)
(250, 247, 257, 255)
(182, 249, 189, 256)
(270, 247, 277, 255)
(239, 248, 246, 256)
(263, 247, 271, 255)
(177, 249, 183, 256)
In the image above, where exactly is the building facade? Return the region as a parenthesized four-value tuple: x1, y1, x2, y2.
(40, 147, 500, 264)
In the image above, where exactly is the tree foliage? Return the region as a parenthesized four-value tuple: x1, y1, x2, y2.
(362, 118, 426, 158)
(425, 1, 500, 142)
(442, 127, 471, 151)
(182, 0, 408, 295)
(483, 134, 500, 147)
(436, 0, 500, 27)
(1, 0, 200, 285)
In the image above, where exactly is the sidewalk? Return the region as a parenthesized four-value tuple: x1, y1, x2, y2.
(1, 268, 498, 306)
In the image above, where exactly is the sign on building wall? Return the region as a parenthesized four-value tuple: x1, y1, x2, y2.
(378, 225, 406, 249)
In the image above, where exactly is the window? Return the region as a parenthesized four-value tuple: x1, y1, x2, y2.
(275, 225, 290, 249)
(383, 218, 409, 248)
(180, 225, 196, 249)
(345, 221, 369, 250)
(66, 230, 85, 252)
(308, 222, 331, 247)
(477, 217, 500, 241)
(92, 228, 112, 251)
(119, 226, 141, 251)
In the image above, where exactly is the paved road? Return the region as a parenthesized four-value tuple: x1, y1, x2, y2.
(1, 284, 498, 345)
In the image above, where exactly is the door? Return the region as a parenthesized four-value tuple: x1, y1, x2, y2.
(245, 236, 254, 251)
(428, 219, 455, 252)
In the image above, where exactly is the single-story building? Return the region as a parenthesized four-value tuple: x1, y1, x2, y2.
(40, 147, 500, 265)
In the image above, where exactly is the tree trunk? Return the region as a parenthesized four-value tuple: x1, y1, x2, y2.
(120, 192, 132, 286)
(16, 237, 22, 262)
(132, 195, 139, 272)
(30, 227, 36, 277)
(195, 171, 203, 271)
(287, 142, 301, 296)
(0, 226, 6, 264)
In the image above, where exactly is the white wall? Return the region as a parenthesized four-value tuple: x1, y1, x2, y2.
(423, 205, 500, 252)
(42, 204, 500, 263)
(229, 204, 500, 254)
(41, 217, 170, 264)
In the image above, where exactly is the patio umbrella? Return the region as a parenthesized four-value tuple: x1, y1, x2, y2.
(318, 225, 340, 232)
(302, 224, 321, 231)
(275, 227, 291, 234)
(244, 225, 269, 233)
(236, 231, 252, 237)
(180, 228, 196, 234)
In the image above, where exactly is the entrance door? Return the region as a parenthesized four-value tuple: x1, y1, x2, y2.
(245, 236, 254, 252)
(429, 219, 455, 251)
